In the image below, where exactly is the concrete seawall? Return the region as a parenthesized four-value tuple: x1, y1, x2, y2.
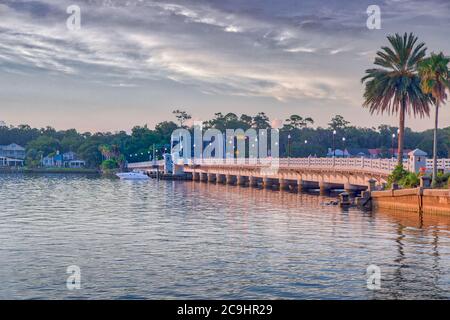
(371, 188, 450, 215)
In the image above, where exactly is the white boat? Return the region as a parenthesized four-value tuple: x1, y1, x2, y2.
(116, 171, 149, 180)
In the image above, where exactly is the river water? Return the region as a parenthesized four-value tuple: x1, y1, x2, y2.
(0, 174, 449, 299)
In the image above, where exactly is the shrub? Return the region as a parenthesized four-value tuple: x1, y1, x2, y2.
(101, 159, 118, 170)
(387, 164, 420, 188)
(435, 172, 450, 188)
(402, 172, 420, 188)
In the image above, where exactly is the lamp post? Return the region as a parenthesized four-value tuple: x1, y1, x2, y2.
(287, 134, 291, 165)
(255, 136, 258, 163)
(332, 130, 336, 157)
(391, 133, 396, 159)
(342, 137, 346, 158)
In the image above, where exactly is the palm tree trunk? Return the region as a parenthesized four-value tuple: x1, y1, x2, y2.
(432, 102, 439, 187)
(397, 99, 406, 167)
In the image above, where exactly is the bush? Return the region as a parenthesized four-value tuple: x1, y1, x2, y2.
(101, 159, 118, 170)
(387, 164, 420, 188)
(402, 172, 420, 188)
(434, 172, 450, 188)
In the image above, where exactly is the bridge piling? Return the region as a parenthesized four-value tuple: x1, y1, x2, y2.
(249, 176, 259, 187)
(319, 181, 331, 195)
(237, 175, 247, 186)
(216, 173, 226, 184)
(208, 173, 216, 183)
(193, 172, 200, 181)
(226, 174, 236, 185)
(263, 177, 273, 189)
(278, 178, 289, 191)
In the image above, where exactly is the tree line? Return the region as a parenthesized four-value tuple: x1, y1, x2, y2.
(1, 112, 448, 169)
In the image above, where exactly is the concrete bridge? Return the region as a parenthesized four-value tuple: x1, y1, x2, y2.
(185, 157, 398, 194)
(129, 157, 404, 194)
(128, 152, 450, 194)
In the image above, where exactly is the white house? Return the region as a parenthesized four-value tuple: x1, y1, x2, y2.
(42, 151, 86, 168)
(0, 143, 25, 167)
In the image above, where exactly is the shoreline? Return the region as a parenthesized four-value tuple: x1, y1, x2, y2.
(0, 167, 99, 174)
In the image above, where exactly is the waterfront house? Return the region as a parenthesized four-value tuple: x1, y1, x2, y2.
(347, 148, 371, 158)
(326, 148, 350, 158)
(42, 151, 86, 168)
(0, 143, 26, 159)
(0, 143, 25, 167)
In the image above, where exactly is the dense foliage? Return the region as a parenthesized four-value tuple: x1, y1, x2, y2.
(1, 113, 449, 169)
(0, 113, 450, 168)
(387, 165, 420, 189)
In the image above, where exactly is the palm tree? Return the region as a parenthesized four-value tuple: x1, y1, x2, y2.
(418, 52, 450, 186)
(362, 33, 431, 166)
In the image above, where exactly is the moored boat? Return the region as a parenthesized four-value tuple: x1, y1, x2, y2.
(116, 171, 149, 180)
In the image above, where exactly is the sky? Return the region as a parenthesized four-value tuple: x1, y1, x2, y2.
(0, 0, 449, 133)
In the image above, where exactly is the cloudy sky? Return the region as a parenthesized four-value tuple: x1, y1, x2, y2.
(0, 0, 449, 132)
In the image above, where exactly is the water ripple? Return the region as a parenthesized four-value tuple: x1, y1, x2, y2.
(0, 174, 449, 299)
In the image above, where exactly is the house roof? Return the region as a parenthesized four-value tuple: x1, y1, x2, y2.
(347, 148, 370, 156)
(368, 148, 382, 155)
(408, 148, 427, 156)
(0, 143, 25, 151)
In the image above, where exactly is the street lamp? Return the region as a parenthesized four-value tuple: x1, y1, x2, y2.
(332, 130, 336, 157)
(342, 137, 346, 158)
(287, 134, 291, 162)
(391, 133, 396, 159)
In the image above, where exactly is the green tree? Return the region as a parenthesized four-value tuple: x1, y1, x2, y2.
(172, 109, 192, 128)
(25, 148, 43, 168)
(362, 33, 431, 166)
(418, 52, 450, 186)
(26, 135, 60, 156)
(285, 115, 314, 129)
(252, 112, 271, 129)
(328, 115, 350, 131)
(101, 159, 118, 170)
(155, 121, 178, 141)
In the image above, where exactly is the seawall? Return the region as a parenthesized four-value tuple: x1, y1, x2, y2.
(371, 188, 450, 215)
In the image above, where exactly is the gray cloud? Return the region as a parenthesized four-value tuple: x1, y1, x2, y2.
(0, 0, 449, 131)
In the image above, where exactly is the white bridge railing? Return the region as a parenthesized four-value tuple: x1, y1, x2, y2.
(185, 157, 403, 175)
(426, 159, 450, 171)
(127, 160, 164, 169)
(128, 157, 450, 175)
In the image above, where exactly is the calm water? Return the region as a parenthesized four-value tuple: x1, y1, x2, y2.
(0, 174, 449, 299)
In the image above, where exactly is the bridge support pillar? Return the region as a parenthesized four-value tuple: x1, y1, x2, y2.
(279, 178, 289, 191)
(344, 183, 362, 195)
(249, 176, 259, 187)
(263, 177, 273, 189)
(193, 172, 200, 181)
(226, 175, 236, 185)
(216, 174, 226, 184)
(200, 172, 208, 182)
(237, 175, 247, 186)
(207, 173, 216, 183)
(297, 179, 304, 192)
(319, 181, 331, 195)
